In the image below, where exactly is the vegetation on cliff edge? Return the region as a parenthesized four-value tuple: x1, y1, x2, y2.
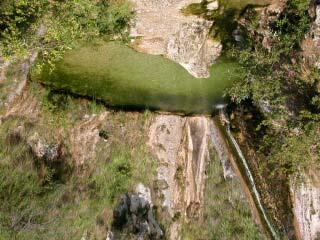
(0, 0, 132, 65)
(0, 84, 156, 239)
(227, 0, 319, 177)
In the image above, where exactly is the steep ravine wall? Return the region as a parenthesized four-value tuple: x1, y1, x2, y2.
(0, 52, 38, 118)
(148, 114, 265, 239)
(292, 3, 320, 239)
(2, 1, 320, 239)
(148, 115, 210, 239)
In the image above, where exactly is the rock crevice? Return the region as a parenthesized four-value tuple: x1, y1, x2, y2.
(148, 115, 216, 239)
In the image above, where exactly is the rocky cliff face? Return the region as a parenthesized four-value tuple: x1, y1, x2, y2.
(291, 173, 320, 240)
(148, 114, 260, 239)
(303, 3, 320, 69)
(0, 58, 262, 239)
(129, 0, 221, 78)
(148, 115, 213, 239)
(290, 3, 320, 239)
(0, 2, 287, 238)
(0, 53, 37, 117)
(148, 115, 210, 219)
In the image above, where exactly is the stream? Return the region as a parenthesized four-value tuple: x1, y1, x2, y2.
(217, 107, 280, 240)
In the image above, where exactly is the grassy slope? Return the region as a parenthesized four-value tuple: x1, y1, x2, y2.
(0, 84, 264, 240)
(0, 82, 156, 240)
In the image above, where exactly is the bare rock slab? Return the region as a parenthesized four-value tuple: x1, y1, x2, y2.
(291, 176, 320, 240)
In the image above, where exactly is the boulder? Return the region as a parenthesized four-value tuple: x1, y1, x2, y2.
(207, 1, 219, 11)
(106, 231, 114, 240)
(167, 20, 222, 78)
(112, 185, 163, 239)
(27, 132, 60, 161)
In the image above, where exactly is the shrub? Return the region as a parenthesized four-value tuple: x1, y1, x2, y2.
(0, 0, 133, 64)
(226, 0, 320, 177)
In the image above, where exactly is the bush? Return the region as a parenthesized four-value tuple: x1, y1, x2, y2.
(0, 0, 133, 63)
(226, 0, 320, 177)
(267, 122, 320, 176)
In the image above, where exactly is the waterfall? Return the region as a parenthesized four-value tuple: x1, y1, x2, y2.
(217, 107, 280, 240)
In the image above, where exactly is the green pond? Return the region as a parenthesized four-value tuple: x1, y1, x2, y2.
(36, 41, 243, 114)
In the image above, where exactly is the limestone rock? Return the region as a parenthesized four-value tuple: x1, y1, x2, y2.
(179, 117, 212, 218)
(167, 20, 222, 78)
(291, 175, 320, 240)
(0, 51, 39, 120)
(148, 115, 212, 238)
(207, 1, 219, 11)
(148, 115, 235, 217)
(302, 4, 320, 68)
(129, 0, 221, 78)
(148, 115, 186, 217)
(136, 183, 153, 207)
(27, 132, 60, 161)
(106, 231, 114, 240)
(70, 112, 108, 166)
(8, 52, 38, 105)
(210, 121, 236, 179)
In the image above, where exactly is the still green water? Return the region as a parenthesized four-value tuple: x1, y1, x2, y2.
(38, 41, 243, 114)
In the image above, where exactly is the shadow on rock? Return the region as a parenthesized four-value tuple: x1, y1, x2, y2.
(112, 193, 164, 240)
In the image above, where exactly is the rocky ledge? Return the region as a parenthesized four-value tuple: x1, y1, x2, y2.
(129, 0, 221, 78)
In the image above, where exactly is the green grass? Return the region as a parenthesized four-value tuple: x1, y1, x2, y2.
(34, 41, 243, 114)
(0, 87, 157, 239)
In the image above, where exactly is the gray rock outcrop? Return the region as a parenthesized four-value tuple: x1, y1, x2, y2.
(149, 115, 236, 239)
(206, 1, 219, 11)
(112, 184, 163, 240)
(167, 20, 222, 78)
(0, 52, 38, 117)
(148, 114, 264, 239)
(70, 112, 109, 166)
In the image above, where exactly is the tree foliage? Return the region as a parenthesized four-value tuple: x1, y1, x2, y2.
(227, 0, 312, 107)
(0, 0, 133, 62)
(227, 0, 320, 175)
